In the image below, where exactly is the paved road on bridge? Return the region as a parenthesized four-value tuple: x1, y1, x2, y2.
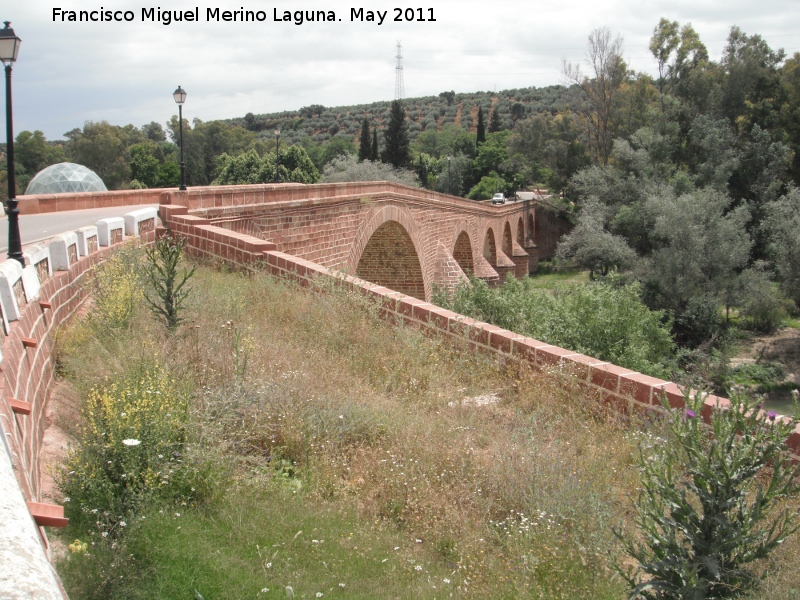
(0, 205, 158, 253)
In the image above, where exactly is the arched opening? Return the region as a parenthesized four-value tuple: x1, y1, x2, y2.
(517, 217, 525, 246)
(502, 222, 513, 257)
(355, 220, 425, 300)
(483, 228, 497, 265)
(453, 231, 474, 275)
(527, 213, 535, 244)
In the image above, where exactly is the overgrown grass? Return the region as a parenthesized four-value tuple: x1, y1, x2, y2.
(525, 264, 590, 289)
(52, 247, 800, 598)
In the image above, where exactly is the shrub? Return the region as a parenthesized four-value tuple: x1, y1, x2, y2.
(736, 265, 789, 334)
(90, 248, 144, 330)
(617, 390, 800, 599)
(436, 275, 674, 377)
(59, 365, 208, 531)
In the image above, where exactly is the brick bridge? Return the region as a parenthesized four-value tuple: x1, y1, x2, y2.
(159, 182, 572, 302)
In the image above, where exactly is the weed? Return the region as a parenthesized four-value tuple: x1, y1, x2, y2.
(617, 390, 800, 599)
(144, 234, 196, 331)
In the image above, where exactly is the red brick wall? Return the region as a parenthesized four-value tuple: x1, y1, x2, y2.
(162, 182, 539, 298)
(0, 234, 153, 502)
(20, 189, 164, 215)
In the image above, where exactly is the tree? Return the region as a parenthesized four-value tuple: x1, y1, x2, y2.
(488, 107, 502, 133)
(509, 113, 589, 192)
(618, 390, 800, 599)
(556, 198, 637, 279)
(649, 18, 680, 103)
(563, 28, 628, 165)
(320, 137, 356, 167)
(643, 187, 751, 346)
(413, 125, 476, 159)
(358, 118, 371, 162)
(212, 150, 262, 185)
(129, 143, 161, 188)
(320, 154, 419, 187)
(142, 121, 166, 142)
(765, 187, 800, 305)
(779, 53, 800, 182)
(299, 104, 326, 118)
(15, 130, 64, 177)
(476, 106, 486, 145)
(383, 100, 410, 168)
(431, 153, 472, 196)
(510, 102, 526, 123)
(371, 129, 379, 161)
(439, 90, 456, 105)
(466, 172, 509, 200)
(65, 121, 132, 189)
(213, 147, 319, 185)
(269, 145, 321, 183)
(720, 27, 786, 132)
(474, 130, 511, 178)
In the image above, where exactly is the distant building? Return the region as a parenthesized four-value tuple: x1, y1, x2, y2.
(24, 162, 107, 195)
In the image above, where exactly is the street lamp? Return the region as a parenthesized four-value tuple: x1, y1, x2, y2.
(173, 85, 187, 190)
(0, 21, 22, 264)
(274, 127, 280, 183)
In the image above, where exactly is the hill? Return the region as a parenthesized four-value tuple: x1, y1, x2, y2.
(225, 85, 580, 147)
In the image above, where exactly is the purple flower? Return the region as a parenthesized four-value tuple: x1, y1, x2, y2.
(768, 411, 777, 421)
(685, 409, 697, 418)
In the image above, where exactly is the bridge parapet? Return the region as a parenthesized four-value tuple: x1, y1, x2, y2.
(161, 182, 535, 301)
(0, 208, 157, 598)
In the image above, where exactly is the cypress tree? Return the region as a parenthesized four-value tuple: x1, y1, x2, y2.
(489, 108, 502, 133)
(417, 155, 428, 187)
(384, 100, 410, 167)
(476, 106, 486, 145)
(358, 118, 371, 162)
(371, 130, 379, 161)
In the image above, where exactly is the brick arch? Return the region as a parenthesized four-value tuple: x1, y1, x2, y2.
(483, 227, 497, 265)
(453, 231, 474, 275)
(517, 217, 525, 246)
(527, 212, 535, 244)
(348, 205, 430, 301)
(502, 221, 513, 257)
(450, 222, 475, 275)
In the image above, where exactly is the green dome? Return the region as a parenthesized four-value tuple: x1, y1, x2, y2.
(25, 162, 108, 195)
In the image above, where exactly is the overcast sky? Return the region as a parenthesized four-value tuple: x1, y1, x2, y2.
(3, 0, 799, 141)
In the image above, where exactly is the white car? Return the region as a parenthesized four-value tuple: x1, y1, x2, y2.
(491, 193, 506, 205)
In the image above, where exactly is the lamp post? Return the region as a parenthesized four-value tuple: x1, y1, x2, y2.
(274, 127, 280, 183)
(447, 155, 452, 196)
(173, 85, 187, 190)
(0, 22, 22, 265)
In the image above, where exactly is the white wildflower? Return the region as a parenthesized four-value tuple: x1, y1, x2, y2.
(122, 439, 141, 447)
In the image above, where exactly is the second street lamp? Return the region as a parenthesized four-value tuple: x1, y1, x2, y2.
(1, 21, 23, 265)
(173, 85, 187, 190)
(274, 127, 280, 183)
